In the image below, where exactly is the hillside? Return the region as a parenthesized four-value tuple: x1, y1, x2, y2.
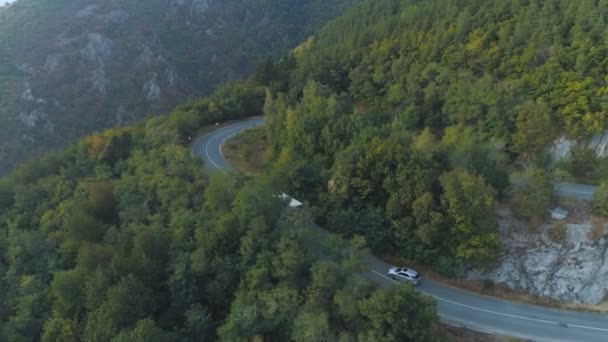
(0, 77, 439, 340)
(5, 0, 608, 339)
(291, 0, 608, 142)
(261, 0, 608, 273)
(0, 0, 358, 175)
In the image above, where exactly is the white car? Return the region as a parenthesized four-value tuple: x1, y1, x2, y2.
(388, 266, 421, 285)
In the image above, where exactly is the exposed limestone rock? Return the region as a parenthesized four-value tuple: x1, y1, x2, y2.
(43, 121, 55, 134)
(136, 45, 154, 66)
(550, 131, 608, 161)
(81, 33, 112, 95)
(21, 87, 34, 101)
(143, 73, 161, 101)
(469, 212, 608, 305)
(19, 109, 48, 129)
(76, 5, 127, 24)
(21, 134, 35, 144)
(21, 83, 46, 104)
(43, 54, 60, 73)
(588, 133, 608, 157)
(0, 0, 356, 176)
(115, 105, 132, 125)
(17, 63, 35, 75)
(91, 63, 107, 95)
(80, 33, 113, 61)
(192, 0, 210, 15)
(75, 4, 99, 18)
(156, 55, 167, 64)
(549, 136, 577, 160)
(165, 67, 178, 86)
(55, 31, 79, 48)
(103, 10, 129, 23)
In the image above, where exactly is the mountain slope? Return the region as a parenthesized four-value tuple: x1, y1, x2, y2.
(0, 80, 439, 341)
(0, 0, 358, 175)
(288, 0, 608, 144)
(262, 0, 608, 272)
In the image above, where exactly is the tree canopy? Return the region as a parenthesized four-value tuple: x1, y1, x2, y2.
(261, 0, 608, 273)
(0, 79, 437, 341)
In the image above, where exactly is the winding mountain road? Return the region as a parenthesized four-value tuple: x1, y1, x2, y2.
(191, 117, 608, 342)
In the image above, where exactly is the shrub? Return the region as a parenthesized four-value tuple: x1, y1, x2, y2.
(552, 168, 574, 182)
(482, 279, 495, 291)
(547, 223, 567, 243)
(592, 181, 608, 217)
(592, 158, 608, 182)
(567, 146, 597, 181)
(510, 168, 553, 220)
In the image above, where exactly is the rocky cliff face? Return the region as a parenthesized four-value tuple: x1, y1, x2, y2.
(469, 208, 608, 305)
(0, 0, 358, 175)
(550, 131, 608, 160)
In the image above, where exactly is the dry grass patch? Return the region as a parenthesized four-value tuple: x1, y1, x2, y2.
(556, 197, 591, 222)
(589, 217, 607, 243)
(565, 299, 608, 313)
(437, 323, 523, 342)
(526, 216, 545, 234)
(222, 127, 268, 176)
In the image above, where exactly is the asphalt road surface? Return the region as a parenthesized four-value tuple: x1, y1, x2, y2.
(190, 118, 608, 341)
(190, 117, 265, 171)
(554, 182, 597, 201)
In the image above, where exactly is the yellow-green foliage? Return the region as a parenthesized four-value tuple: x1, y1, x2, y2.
(293, 0, 608, 144)
(0, 78, 439, 341)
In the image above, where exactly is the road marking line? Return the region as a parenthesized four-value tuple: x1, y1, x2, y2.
(218, 122, 264, 167)
(205, 134, 222, 169)
(567, 324, 608, 332)
(370, 270, 608, 332)
(204, 122, 254, 169)
(203, 119, 264, 172)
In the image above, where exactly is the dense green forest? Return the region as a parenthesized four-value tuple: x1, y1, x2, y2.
(6, 0, 608, 339)
(259, 0, 608, 272)
(288, 0, 608, 141)
(0, 79, 437, 341)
